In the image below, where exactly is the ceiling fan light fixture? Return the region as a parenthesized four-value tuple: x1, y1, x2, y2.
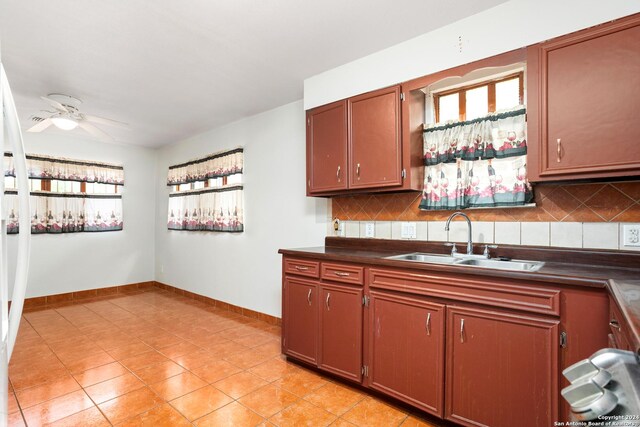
(51, 116, 78, 130)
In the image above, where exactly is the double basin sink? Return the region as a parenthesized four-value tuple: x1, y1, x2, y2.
(385, 252, 544, 272)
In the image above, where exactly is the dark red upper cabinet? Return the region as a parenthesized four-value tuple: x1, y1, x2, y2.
(306, 101, 349, 195)
(528, 14, 640, 181)
(348, 86, 402, 189)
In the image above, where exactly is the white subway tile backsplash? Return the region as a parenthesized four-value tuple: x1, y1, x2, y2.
(583, 223, 618, 250)
(345, 221, 360, 238)
(472, 222, 494, 244)
(447, 221, 469, 243)
(521, 222, 550, 246)
(416, 222, 428, 241)
(494, 222, 521, 245)
(375, 221, 392, 239)
(428, 221, 448, 242)
(550, 222, 582, 248)
(391, 222, 403, 239)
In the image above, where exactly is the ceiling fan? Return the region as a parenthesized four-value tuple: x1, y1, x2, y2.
(27, 93, 128, 142)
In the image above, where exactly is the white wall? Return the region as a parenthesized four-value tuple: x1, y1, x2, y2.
(154, 100, 328, 318)
(7, 132, 157, 298)
(304, 0, 640, 109)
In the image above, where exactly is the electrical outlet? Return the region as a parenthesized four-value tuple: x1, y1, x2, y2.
(365, 222, 375, 238)
(401, 222, 417, 239)
(623, 224, 640, 247)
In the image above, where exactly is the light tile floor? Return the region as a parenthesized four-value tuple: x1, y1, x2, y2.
(7, 289, 440, 426)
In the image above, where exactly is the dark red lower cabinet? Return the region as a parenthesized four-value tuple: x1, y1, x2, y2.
(282, 277, 318, 365)
(445, 306, 559, 427)
(368, 290, 445, 417)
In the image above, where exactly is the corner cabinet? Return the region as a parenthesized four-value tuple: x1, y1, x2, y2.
(306, 85, 421, 196)
(527, 14, 640, 181)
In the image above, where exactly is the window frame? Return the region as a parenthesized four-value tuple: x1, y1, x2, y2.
(434, 72, 524, 123)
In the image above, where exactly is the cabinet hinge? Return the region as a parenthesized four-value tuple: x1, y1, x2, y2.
(560, 331, 567, 348)
(400, 92, 405, 101)
(401, 169, 406, 179)
(361, 365, 369, 377)
(362, 295, 370, 307)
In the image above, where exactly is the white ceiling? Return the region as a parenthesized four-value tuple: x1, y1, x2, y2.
(0, 0, 507, 147)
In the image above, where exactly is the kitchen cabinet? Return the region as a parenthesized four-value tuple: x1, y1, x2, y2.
(445, 306, 559, 427)
(348, 86, 402, 189)
(527, 14, 640, 181)
(306, 100, 348, 193)
(282, 277, 318, 365)
(306, 85, 421, 196)
(368, 290, 445, 416)
(318, 283, 363, 382)
(282, 259, 364, 383)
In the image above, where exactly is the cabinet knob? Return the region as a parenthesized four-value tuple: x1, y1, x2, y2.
(556, 138, 562, 163)
(307, 289, 312, 306)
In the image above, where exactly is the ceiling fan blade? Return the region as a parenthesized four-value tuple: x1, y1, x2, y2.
(40, 96, 69, 113)
(78, 121, 113, 142)
(82, 114, 129, 128)
(26, 118, 53, 133)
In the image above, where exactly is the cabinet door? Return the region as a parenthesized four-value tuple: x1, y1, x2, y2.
(368, 291, 445, 416)
(348, 86, 402, 189)
(318, 284, 363, 382)
(529, 16, 640, 180)
(306, 100, 348, 194)
(283, 278, 318, 365)
(445, 306, 558, 427)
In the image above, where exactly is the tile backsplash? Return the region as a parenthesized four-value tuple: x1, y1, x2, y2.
(329, 181, 640, 251)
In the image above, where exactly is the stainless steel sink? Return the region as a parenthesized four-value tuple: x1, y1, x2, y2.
(385, 253, 459, 264)
(386, 252, 545, 272)
(455, 258, 544, 272)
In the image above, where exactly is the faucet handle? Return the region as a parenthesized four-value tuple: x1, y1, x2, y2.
(444, 242, 458, 255)
(483, 244, 498, 258)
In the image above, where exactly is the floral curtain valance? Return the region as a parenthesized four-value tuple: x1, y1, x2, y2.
(4, 153, 124, 184)
(167, 148, 243, 186)
(167, 186, 244, 232)
(419, 108, 532, 211)
(4, 191, 123, 234)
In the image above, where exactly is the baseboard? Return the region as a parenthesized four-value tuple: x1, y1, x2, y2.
(154, 281, 282, 326)
(17, 280, 282, 327)
(20, 281, 157, 309)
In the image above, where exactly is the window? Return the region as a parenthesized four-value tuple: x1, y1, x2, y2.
(434, 73, 523, 123)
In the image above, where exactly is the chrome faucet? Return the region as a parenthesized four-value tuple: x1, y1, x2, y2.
(445, 212, 473, 256)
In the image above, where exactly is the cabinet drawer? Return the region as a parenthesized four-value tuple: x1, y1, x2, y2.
(321, 263, 364, 285)
(284, 258, 320, 278)
(369, 268, 560, 316)
(608, 299, 632, 351)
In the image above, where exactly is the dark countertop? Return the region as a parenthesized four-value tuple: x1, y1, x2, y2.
(607, 280, 640, 354)
(279, 237, 640, 354)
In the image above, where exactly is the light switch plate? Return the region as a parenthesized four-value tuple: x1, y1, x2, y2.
(365, 222, 375, 238)
(401, 222, 417, 239)
(623, 224, 640, 247)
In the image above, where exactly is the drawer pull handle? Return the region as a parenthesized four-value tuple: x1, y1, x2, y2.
(307, 289, 312, 306)
(556, 138, 562, 163)
(326, 293, 331, 310)
(609, 320, 620, 330)
(426, 313, 431, 336)
(334, 272, 350, 277)
(294, 266, 309, 271)
(460, 318, 465, 343)
(336, 165, 341, 181)
(356, 163, 361, 179)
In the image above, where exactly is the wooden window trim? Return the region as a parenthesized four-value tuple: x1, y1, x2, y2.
(434, 72, 523, 123)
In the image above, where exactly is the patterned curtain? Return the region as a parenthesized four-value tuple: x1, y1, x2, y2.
(167, 186, 244, 232)
(4, 191, 123, 234)
(4, 153, 124, 184)
(167, 148, 243, 186)
(419, 108, 532, 210)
